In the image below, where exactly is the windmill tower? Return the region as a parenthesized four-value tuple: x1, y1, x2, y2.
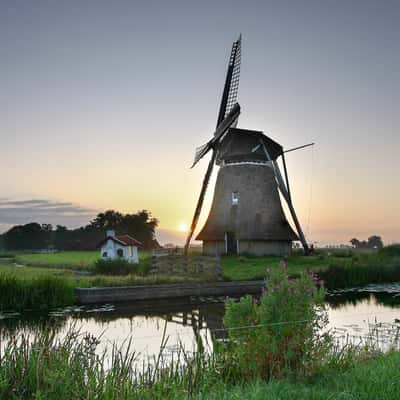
(184, 36, 310, 256)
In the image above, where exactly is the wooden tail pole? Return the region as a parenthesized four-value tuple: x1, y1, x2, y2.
(184, 151, 217, 255)
(284, 142, 314, 154)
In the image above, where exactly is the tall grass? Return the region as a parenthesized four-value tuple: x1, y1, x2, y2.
(0, 326, 399, 400)
(318, 245, 400, 288)
(0, 271, 74, 311)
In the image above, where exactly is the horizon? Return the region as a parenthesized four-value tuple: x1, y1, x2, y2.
(1, 1, 399, 246)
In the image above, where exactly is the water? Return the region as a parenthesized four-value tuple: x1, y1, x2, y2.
(1, 284, 400, 361)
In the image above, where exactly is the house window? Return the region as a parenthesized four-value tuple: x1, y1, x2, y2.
(117, 249, 124, 257)
(102, 251, 108, 258)
(232, 191, 239, 205)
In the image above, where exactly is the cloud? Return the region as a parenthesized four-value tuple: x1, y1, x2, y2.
(0, 198, 97, 232)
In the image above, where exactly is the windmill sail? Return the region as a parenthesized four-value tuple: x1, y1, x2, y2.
(184, 36, 242, 254)
(217, 35, 242, 125)
(191, 103, 241, 168)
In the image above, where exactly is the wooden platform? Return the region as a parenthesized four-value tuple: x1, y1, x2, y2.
(75, 280, 264, 305)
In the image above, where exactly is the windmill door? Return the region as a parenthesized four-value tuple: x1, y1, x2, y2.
(225, 232, 237, 255)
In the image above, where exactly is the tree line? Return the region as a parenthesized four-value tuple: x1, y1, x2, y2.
(0, 210, 159, 251)
(350, 235, 384, 249)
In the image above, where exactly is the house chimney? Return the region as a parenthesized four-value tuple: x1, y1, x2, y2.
(106, 230, 116, 238)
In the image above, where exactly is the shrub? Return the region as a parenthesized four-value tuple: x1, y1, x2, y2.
(220, 264, 329, 380)
(94, 258, 137, 275)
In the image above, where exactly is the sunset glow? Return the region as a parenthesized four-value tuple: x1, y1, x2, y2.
(0, 1, 399, 247)
(178, 223, 188, 232)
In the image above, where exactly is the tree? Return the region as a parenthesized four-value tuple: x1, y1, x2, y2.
(3, 209, 160, 251)
(367, 235, 383, 249)
(350, 238, 360, 248)
(350, 236, 383, 249)
(3, 223, 48, 250)
(90, 210, 123, 229)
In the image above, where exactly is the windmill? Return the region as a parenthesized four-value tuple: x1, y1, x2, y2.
(184, 36, 311, 256)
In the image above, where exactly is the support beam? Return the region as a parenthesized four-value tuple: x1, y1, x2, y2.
(281, 152, 292, 204)
(272, 160, 309, 255)
(184, 151, 217, 255)
(260, 139, 309, 255)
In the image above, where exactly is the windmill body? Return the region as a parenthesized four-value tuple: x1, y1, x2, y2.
(185, 36, 309, 256)
(196, 128, 298, 256)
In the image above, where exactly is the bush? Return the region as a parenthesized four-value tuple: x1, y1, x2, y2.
(94, 258, 137, 275)
(220, 264, 329, 380)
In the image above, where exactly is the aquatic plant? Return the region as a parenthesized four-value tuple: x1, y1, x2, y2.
(318, 252, 400, 289)
(221, 265, 329, 380)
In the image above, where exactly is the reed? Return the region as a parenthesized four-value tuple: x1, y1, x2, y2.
(0, 326, 399, 400)
(0, 271, 74, 311)
(318, 247, 400, 289)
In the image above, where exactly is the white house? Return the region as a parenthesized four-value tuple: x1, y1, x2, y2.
(97, 230, 141, 264)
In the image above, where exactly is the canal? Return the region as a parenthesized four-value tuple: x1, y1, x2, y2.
(1, 283, 399, 363)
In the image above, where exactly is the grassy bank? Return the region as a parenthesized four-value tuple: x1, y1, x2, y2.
(318, 245, 400, 288)
(0, 327, 398, 399)
(222, 246, 400, 289)
(1, 246, 399, 311)
(0, 264, 209, 310)
(0, 267, 74, 310)
(192, 352, 400, 400)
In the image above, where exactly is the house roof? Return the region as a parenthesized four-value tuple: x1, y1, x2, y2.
(96, 234, 142, 248)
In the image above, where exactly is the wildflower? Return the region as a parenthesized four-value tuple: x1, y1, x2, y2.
(311, 272, 319, 282)
(318, 280, 325, 288)
(279, 259, 287, 270)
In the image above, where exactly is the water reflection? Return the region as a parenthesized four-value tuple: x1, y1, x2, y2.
(1, 287, 399, 358)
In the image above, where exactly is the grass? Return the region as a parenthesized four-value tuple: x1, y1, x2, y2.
(0, 326, 399, 400)
(0, 264, 209, 310)
(15, 250, 105, 270)
(318, 245, 400, 288)
(192, 352, 400, 399)
(222, 246, 400, 289)
(1, 246, 398, 311)
(221, 251, 342, 281)
(0, 266, 74, 311)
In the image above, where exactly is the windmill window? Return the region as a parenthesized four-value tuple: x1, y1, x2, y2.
(232, 191, 239, 205)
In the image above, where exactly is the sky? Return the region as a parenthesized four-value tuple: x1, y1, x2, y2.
(1, 0, 399, 246)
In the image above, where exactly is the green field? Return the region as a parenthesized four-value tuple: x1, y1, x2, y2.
(221, 252, 336, 280)
(9, 249, 346, 277)
(14, 251, 136, 270)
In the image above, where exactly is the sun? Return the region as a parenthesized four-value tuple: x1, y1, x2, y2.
(178, 223, 188, 232)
